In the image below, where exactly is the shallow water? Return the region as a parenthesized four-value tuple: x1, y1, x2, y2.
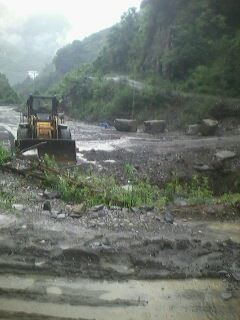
(0, 275, 239, 320)
(207, 222, 240, 243)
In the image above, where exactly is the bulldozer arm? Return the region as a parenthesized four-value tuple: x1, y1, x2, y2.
(15, 139, 77, 163)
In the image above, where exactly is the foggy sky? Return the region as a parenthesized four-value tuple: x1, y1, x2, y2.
(0, 0, 142, 83)
(0, 0, 142, 43)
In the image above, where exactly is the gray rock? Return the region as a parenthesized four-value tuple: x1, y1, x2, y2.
(232, 271, 240, 281)
(215, 150, 236, 161)
(90, 212, 99, 219)
(43, 190, 59, 199)
(140, 205, 155, 211)
(200, 119, 219, 136)
(174, 199, 187, 206)
(122, 208, 129, 215)
(51, 210, 60, 219)
(98, 210, 108, 218)
(97, 222, 105, 227)
(92, 204, 104, 212)
(194, 164, 213, 172)
(114, 119, 137, 132)
(57, 213, 66, 220)
(144, 120, 166, 134)
(221, 289, 233, 301)
(43, 201, 51, 212)
(71, 203, 86, 215)
(12, 204, 25, 211)
(42, 210, 51, 217)
(110, 206, 121, 211)
(186, 124, 201, 136)
(70, 213, 81, 219)
(164, 211, 174, 224)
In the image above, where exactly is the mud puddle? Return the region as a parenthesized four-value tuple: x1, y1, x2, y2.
(207, 222, 240, 243)
(0, 275, 239, 320)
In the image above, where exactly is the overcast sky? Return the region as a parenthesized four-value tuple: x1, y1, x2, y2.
(0, 0, 142, 42)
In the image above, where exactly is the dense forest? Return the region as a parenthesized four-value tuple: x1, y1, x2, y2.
(15, 0, 240, 125)
(96, 0, 240, 97)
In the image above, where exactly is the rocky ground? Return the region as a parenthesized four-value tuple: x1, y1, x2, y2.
(0, 106, 240, 318)
(0, 168, 240, 281)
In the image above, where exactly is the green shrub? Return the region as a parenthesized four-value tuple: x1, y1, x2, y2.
(0, 144, 10, 165)
(163, 175, 213, 205)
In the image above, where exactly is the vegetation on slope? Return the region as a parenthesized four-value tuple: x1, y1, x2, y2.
(96, 0, 240, 97)
(15, 0, 240, 124)
(54, 29, 109, 75)
(0, 73, 19, 104)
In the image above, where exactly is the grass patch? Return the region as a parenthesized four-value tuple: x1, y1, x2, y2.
(0, 189, 15, 209)
(163, 174, 213, 206)
(41, 156, 217, 208)
(218, 193, 240, 206)
(42, 157, 162, 208)
(0, 144, 11, 165)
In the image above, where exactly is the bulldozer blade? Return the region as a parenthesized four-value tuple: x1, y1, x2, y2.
(15, 139, 77, 163)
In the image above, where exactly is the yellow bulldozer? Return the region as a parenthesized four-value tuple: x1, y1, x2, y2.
(15, 95, 76, 163)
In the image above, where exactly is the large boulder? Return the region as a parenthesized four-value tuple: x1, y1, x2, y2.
(215, 150, 236, 161)
(144, 120, 166, 134)
(186, 124, 200, 136)
(114, 119, 137, 132)
(200, 119, 219, 136)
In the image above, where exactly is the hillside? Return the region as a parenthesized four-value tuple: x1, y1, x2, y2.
(16, 0, 240, 124)
(96, 0, 240, 97)
(0, 73, 19, 104)
(54, 29, 110, 74)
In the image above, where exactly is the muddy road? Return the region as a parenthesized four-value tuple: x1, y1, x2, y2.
(0, 106, 240, 319)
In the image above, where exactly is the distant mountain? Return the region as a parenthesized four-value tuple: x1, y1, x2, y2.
(15, 28, 110, 98)
(53, 29, 110, 74)
(0, 12, 70, 85)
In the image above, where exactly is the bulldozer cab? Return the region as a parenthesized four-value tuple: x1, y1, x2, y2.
(27, 95, 58, 120)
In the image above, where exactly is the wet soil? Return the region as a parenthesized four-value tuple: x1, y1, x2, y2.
(0, 275, 239, 320)
(0, 106, 240, 318)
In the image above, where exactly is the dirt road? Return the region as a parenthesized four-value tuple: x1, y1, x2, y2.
(0, 106, 240, 319)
